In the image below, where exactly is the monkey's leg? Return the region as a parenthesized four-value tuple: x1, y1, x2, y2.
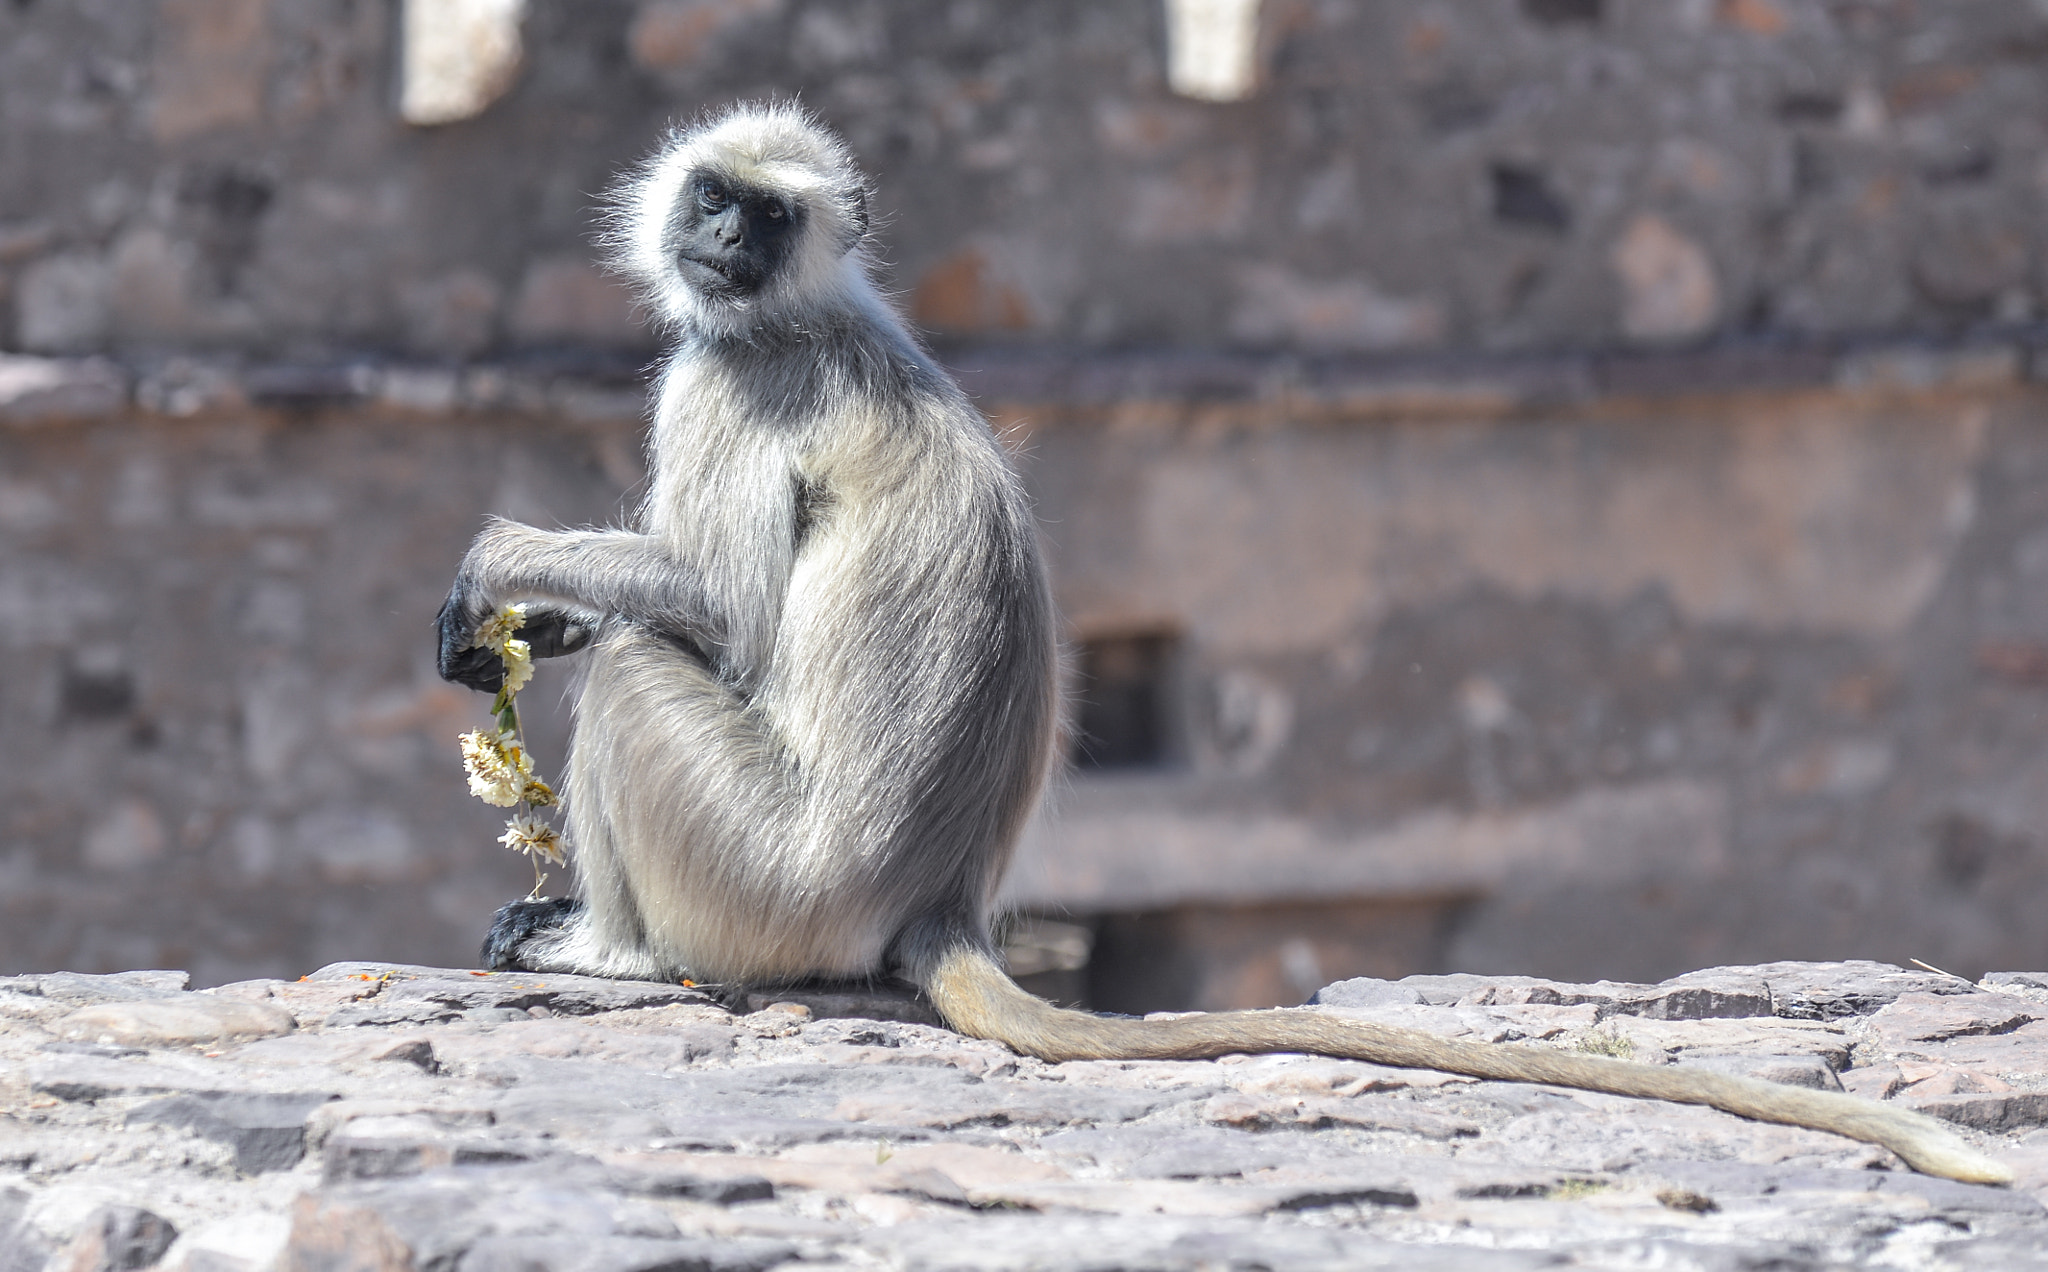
(915, 942, 2012, 1187)
(460, 627, 688, 983)
(524, 627, 889, 986)
(478, 627, 782, 983)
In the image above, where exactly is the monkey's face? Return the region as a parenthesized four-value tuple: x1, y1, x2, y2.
(666, 172, 802, 299)
(611, 103, 873, 333)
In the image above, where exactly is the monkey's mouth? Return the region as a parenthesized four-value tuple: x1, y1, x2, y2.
(677, 253, 762, 297)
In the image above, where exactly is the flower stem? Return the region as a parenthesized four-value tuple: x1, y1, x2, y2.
(497, 700, 551, 899)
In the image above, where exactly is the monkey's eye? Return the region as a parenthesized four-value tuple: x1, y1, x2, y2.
(763, 202, 788, 223)
(696, 184, 729, 213)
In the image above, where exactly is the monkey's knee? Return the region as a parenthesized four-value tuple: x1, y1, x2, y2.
(480, 896, 584, 970)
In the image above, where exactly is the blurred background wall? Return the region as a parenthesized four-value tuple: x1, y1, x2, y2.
(5, 0, 2048, 1008)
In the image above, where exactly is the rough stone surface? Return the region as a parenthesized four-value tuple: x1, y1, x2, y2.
(1313, 960, 1978, 1022)
(56, 1001, 297, 1049)
(2, 961, 2047, 1269)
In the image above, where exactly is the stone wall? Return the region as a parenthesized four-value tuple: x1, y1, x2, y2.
(5, 1, 2048, 356)
(6, 2, 2048, 1002)
(0, 369, 644, 985)
(9, 346, 2048, 999)
(1000, 346, 2048, 998)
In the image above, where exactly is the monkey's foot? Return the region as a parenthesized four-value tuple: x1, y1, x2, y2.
(480, 896, 584, 971)
(702, 981, 753, 1013)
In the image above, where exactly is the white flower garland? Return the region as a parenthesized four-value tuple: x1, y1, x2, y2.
(456, 604, 566, 896)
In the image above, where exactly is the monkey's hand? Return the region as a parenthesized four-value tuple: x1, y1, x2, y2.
(436, 584, 496, 692)
(436, 588, 597, 694)
(522, 609, 599, 658)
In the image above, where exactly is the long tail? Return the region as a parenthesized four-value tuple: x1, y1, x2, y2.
(921, 944, 2012, 1186)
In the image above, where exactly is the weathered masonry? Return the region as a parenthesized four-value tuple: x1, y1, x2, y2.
(6, 2, 2048, 1006)
(8, 342, 2048, 1009)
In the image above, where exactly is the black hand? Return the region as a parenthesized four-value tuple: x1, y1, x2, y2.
(435, 585, 502, 692)
(442, 643, 506, 694)
(522, 609, 598, 659)
(437, 581, 598, 693)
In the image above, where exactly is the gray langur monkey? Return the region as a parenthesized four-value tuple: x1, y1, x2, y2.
(434, 103, 2008, 1186)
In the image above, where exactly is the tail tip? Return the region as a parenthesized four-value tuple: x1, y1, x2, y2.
(1909, 1145, 2015, 1187)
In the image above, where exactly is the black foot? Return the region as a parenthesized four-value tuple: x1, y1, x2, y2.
(706, 981, 753, 1012)
(481, 896, 583, 971)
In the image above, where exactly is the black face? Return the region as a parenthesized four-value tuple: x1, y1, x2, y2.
(666, 171, 802, 297)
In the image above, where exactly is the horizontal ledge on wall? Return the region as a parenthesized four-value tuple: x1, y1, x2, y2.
(0, 353, 652, 428)
(4, 334, 2046, 428)
(950, 337, 2045, 417)
(1003, 778, 1729, 914)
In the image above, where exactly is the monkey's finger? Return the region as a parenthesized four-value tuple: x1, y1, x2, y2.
(442, 645, 505, 694)
(523, 610, 598, 659)
(434, 586, 488, 668)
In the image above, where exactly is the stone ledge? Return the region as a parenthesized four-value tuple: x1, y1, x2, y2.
(0, 353, 652, 427)
(952, 334, 2048, 416)
(2, 960, 2046, 1268)
(0, 355, 125, 424)
(4, 334, 2047, 431)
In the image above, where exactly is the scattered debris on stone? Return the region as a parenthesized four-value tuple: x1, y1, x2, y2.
(2, 960, 2045, 1268)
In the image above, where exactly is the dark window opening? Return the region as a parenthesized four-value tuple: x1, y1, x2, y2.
(1776, 92, 1843, 124)
(1521, 0, 1603, 26)
(62, 665, 134, 720)
(1073, 632, 1177, 770)
(1490, 163, 1572, 233)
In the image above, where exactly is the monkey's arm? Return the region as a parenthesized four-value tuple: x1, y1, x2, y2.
(437, 519, 725, 690)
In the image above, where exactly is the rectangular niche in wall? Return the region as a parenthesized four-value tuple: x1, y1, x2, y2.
(1072, 631, 1179, 770)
